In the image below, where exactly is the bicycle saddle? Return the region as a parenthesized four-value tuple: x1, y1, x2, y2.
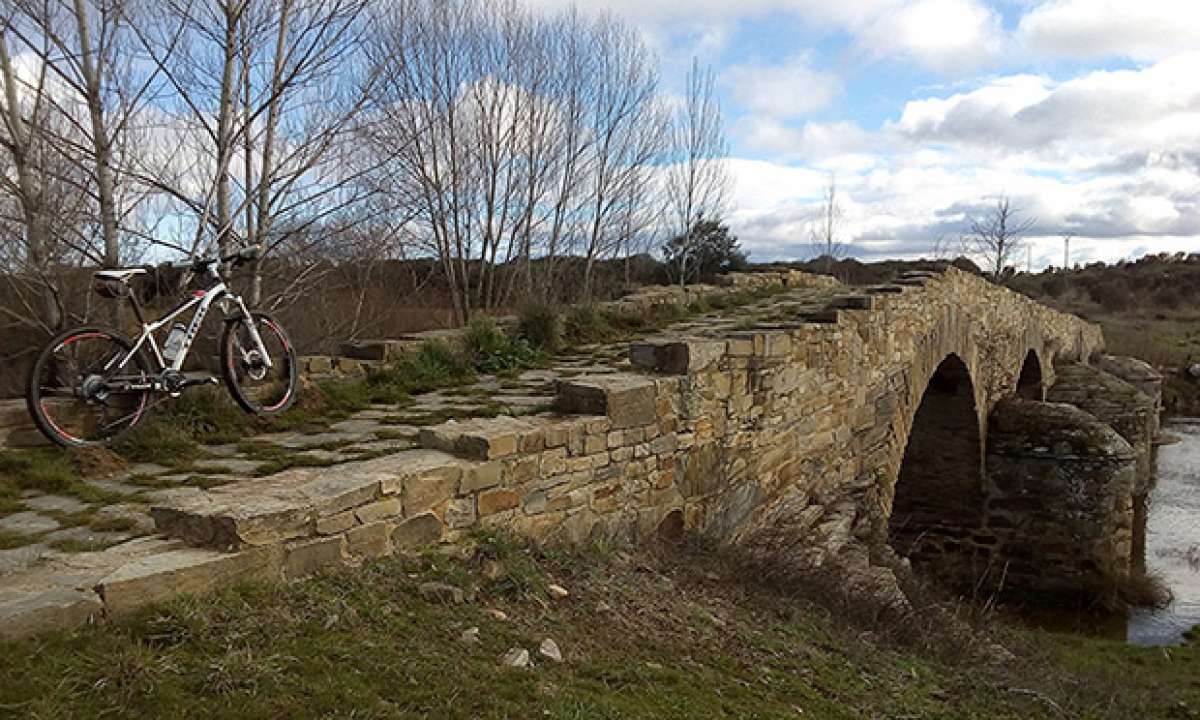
(94, 268, 148, 282)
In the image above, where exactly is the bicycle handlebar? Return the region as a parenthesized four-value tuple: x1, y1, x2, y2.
(169, 247, 260, 272)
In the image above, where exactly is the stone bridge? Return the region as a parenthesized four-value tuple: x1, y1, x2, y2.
(0, 266, 1161, 636)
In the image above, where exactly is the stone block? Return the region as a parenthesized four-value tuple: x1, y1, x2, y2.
(284, 536, 345, 580)
(301, 355, 334, 374)
(339, 340, 403, 361)
(444, 498, 477, 529)
(316, 510, 357, 535)
(479, 488, 521, 516)
(461, 461, 503, 493)
(419, 417, 536, 461)
(557, 374, 658, 429)
(355, 498, 403, 524)
(629, 338, 725, 375)
(346, 521, 393, 560)
(96, 546, 282, 617)
(0, 588, 103, 640)
(392, 512, 445, 549)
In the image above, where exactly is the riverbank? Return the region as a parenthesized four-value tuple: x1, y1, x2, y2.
(1, 536, 1196, 719)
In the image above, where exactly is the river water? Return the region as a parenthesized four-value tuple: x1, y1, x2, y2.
(1126, 419, 1200, 646)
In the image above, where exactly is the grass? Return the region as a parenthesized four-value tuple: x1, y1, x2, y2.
(0, 536, 1195, 719)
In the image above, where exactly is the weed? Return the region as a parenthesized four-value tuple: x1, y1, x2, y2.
(0, 529, 32, 549)
(0, 448, 78, 495)
(518, 301, 564, 352)
(49, 538, 114, 553)
(462, 317, 541, 375)
(113, 419, 200, 468)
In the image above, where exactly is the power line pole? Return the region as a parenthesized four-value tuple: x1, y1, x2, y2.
(1062, 232, 1073, 270)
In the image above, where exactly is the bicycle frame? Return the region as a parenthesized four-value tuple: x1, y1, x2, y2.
(102, 266, 272, 390)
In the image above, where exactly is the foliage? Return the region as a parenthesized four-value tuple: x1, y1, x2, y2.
(462, 317, 541, 375)
(662, 218, 746, 285)
(517, 301, 563, 353)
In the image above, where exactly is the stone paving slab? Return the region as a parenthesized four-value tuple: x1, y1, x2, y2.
(24, 495, 90, 514)
(0, 511, 61, 535)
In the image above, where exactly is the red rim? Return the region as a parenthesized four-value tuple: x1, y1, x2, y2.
(40, 330, 148, 445)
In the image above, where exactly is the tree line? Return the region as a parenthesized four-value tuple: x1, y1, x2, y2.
(0, 0, 731, 336)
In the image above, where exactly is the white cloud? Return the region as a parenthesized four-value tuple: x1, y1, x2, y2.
(857, 0, 1005, 71)
(728, 49, 1200, 265)
(721, 54, 841, 119)
(890, 53, 1200, 156)
(1018, 0, 1200, 61)
(735, 117, 874, 159)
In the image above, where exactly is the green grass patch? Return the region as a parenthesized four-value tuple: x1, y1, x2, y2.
(0, 448, 79, 495)
(48, 538, 115, 553)
(0, 529, 34, 550)
(0, 538, 1196, 719)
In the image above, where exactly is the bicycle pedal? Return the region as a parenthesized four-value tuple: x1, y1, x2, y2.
(181, 376, 220, 388)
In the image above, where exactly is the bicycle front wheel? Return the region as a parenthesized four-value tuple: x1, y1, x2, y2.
(220, 312, 298, 416)
(26, 327, 153, 447)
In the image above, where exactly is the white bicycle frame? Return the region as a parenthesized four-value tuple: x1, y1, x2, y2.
(109, 264, 272, 381)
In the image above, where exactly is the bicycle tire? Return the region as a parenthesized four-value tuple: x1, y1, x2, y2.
(220, 312, 298, 416)
(26, 327, 152, 447)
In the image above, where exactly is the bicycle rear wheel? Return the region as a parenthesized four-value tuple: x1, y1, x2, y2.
(26, 327, 153, 447)
(220, 312, 297, 416)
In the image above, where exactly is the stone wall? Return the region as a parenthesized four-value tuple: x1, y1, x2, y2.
(150, 266, 1114, 611)
(9, 264, 1151, 638)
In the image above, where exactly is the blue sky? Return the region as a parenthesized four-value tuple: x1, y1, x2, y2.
(539, 0, 1200, 268)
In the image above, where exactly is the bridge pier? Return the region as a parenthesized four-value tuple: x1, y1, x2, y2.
(981, 398, 1137, 602)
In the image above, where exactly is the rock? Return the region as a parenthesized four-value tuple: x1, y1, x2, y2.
(419, 581, 465, 605)
(0, 512, 60, 536)
(501, 647, 531, 668)
(460, 627, 481, 644)
(547, 583, 569, 599)
(487, 608, 509, 621)
(24, 495, 89, 513)
(0, 587, 103, 641)
(391, 512, 444, 550)
(538, 638, 563, 663)
(482, 559, 506, 580)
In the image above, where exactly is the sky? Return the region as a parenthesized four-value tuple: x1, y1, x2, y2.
(536, 0, 1200, 268)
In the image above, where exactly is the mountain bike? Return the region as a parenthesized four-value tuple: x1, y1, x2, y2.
(26, 247, 298, 447)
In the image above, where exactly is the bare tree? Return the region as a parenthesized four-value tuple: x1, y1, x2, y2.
(807, 174, 846, 274)
(962, 196, 1036, 282)
(133, 0, 375, 305)
(578, 13, 662, 299)
(665, 58, 729, 288)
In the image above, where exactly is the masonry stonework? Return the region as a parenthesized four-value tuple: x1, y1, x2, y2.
(2, 266, 1162, 637)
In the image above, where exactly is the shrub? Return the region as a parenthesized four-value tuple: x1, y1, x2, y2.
(462, 317, 539, 375)
(1090, 281, 1133, 312)
(517, 301, 563, 352)
(564, 304, 616, 345)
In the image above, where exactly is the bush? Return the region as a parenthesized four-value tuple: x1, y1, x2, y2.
(461, 317, 539, 375)
(564, 304, 616, 345)
(1090, 281, 1133, 312)
(517, 301, 563, 352)
(1153, 286, 1183, 309)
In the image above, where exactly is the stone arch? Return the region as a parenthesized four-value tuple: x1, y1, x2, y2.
(1016, 349, 1044, 400)
(888, 354, 987, 567)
